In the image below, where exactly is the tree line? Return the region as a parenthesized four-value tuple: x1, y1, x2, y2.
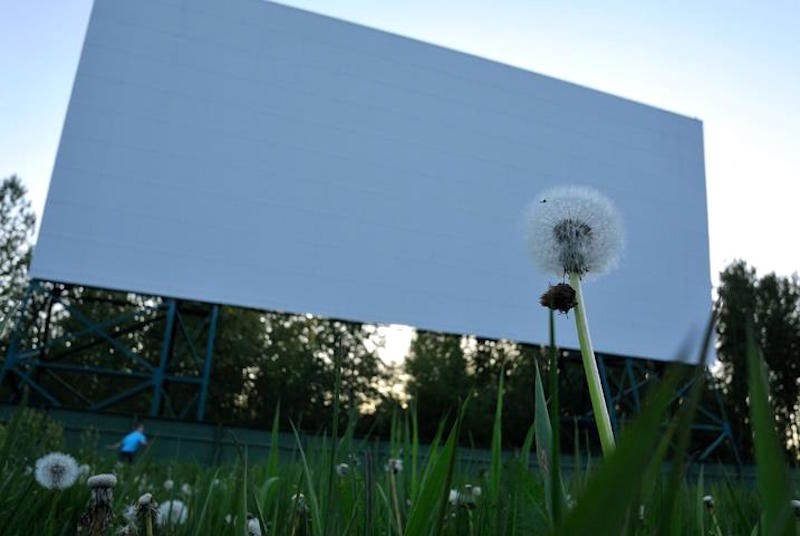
(2, 175, 800, 461)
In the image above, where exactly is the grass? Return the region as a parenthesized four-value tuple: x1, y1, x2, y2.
(0, 329, 796, 534)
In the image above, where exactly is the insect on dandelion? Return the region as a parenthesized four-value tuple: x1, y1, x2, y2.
(525, 185, 623, 457)
(34, 452, 80, 490)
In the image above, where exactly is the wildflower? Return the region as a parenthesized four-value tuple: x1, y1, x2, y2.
(158, 499, 188, 526)
(163, 479, 174, 491)
(79, 463, 91, 477)
(384, 458, 403, 474)
(526, 186, 623, 457)
(180, 482, 192, 495)
(526, 186, 623, 277)
(336, 463, 350, 477)
(79, 473, 117, 533)
(34, 452, 79, 490)
(247, 513, 262, 536)
(703, 495, 714, 511)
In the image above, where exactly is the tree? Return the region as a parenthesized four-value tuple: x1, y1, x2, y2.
(716, 260, 800, 459)
(0, 175, 36, 334)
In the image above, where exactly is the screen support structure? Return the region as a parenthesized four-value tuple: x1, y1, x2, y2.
(559, 350, 742, 466)
(0, 280, 219, 420)
(1, 281, 740, 464)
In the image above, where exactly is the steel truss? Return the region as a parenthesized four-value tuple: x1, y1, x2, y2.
(558, 349, 742, 465)
(1, 280, 219, 420)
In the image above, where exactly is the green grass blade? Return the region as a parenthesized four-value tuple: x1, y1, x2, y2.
(746, 324, 794, 535)
(555, 367, 684, 536)
(404, 406, 462, 536)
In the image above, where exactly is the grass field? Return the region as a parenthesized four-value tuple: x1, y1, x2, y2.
(0, 326, 796, 536)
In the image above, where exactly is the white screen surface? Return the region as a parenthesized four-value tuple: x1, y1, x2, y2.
(31, 0, 711, 362)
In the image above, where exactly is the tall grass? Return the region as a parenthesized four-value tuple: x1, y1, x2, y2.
(0, 327, 796, 534)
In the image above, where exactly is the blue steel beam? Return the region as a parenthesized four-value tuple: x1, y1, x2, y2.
(150, 299, 177, 416)
(196, 305, 219, 421)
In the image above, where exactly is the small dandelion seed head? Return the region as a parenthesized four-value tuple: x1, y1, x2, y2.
(163, 479, 174, 491)
(336, 463, 350, 477)
(34, 452, 80, 490)
(384, 458, 403, 474)
(703, 495, 714, 510)
(87, 473, 117, 488)
(180, 482, 192, 495)
(78, 464, 91, 477)
(157, 499, 188, 526)
(291, 492, 308, 513)
(137, 493, 154, 507)
(526, 186, 623, 277)
(247, 514, 262, 536)
(448, 489, 460, 505)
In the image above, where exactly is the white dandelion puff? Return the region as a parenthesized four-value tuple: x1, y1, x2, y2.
(703, 495, 714, 510)
(34, 452, 79, 490)
(180, 482, 192, 496)
(247, 514, 262, 536)
(163, 479, 174, 491)
(291, 492, 308, 513)
(24, 465, 33, 476)
(122, 504, 137, 523)
(467, 485, 481, 498)
(78, 464, 91, 477)
(384, 458, 403, 474)
(448, 489, 461, 505)
(526, 186, 623, 277)
(87, 473, 117, 488)
(158, 499, 188, 526)
(336, 463, 350, 477)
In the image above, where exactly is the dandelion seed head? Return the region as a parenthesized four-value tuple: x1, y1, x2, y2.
(336, 463, 350, 477)
(247, 514, 262, 536)
(163, 479, 174, 491)
(34, 452, 79, 490)
(703, 495, 714, 510)
(448, 489, 460, 505)
(180, 482, 192, 495)
(122, 504, 137, 523)
(137, 493, 154, 506)
(384, 458, 403, 474)
(158, 499, 188, 526)
(87, 473, 117, 488)
(526, 186, 623, 277)
(78, 464, 91, 477)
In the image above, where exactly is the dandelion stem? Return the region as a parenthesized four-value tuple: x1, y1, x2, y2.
(389, 470, 404, 536)
(569, 272, 616, 456)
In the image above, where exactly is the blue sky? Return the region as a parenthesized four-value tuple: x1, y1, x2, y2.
(1, 0, 798, 285)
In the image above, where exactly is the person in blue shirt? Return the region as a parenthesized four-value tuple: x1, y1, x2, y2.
(110, 422, 148, 463)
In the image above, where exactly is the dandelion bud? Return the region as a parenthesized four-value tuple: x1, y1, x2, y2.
(539, 283, 577, 313)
